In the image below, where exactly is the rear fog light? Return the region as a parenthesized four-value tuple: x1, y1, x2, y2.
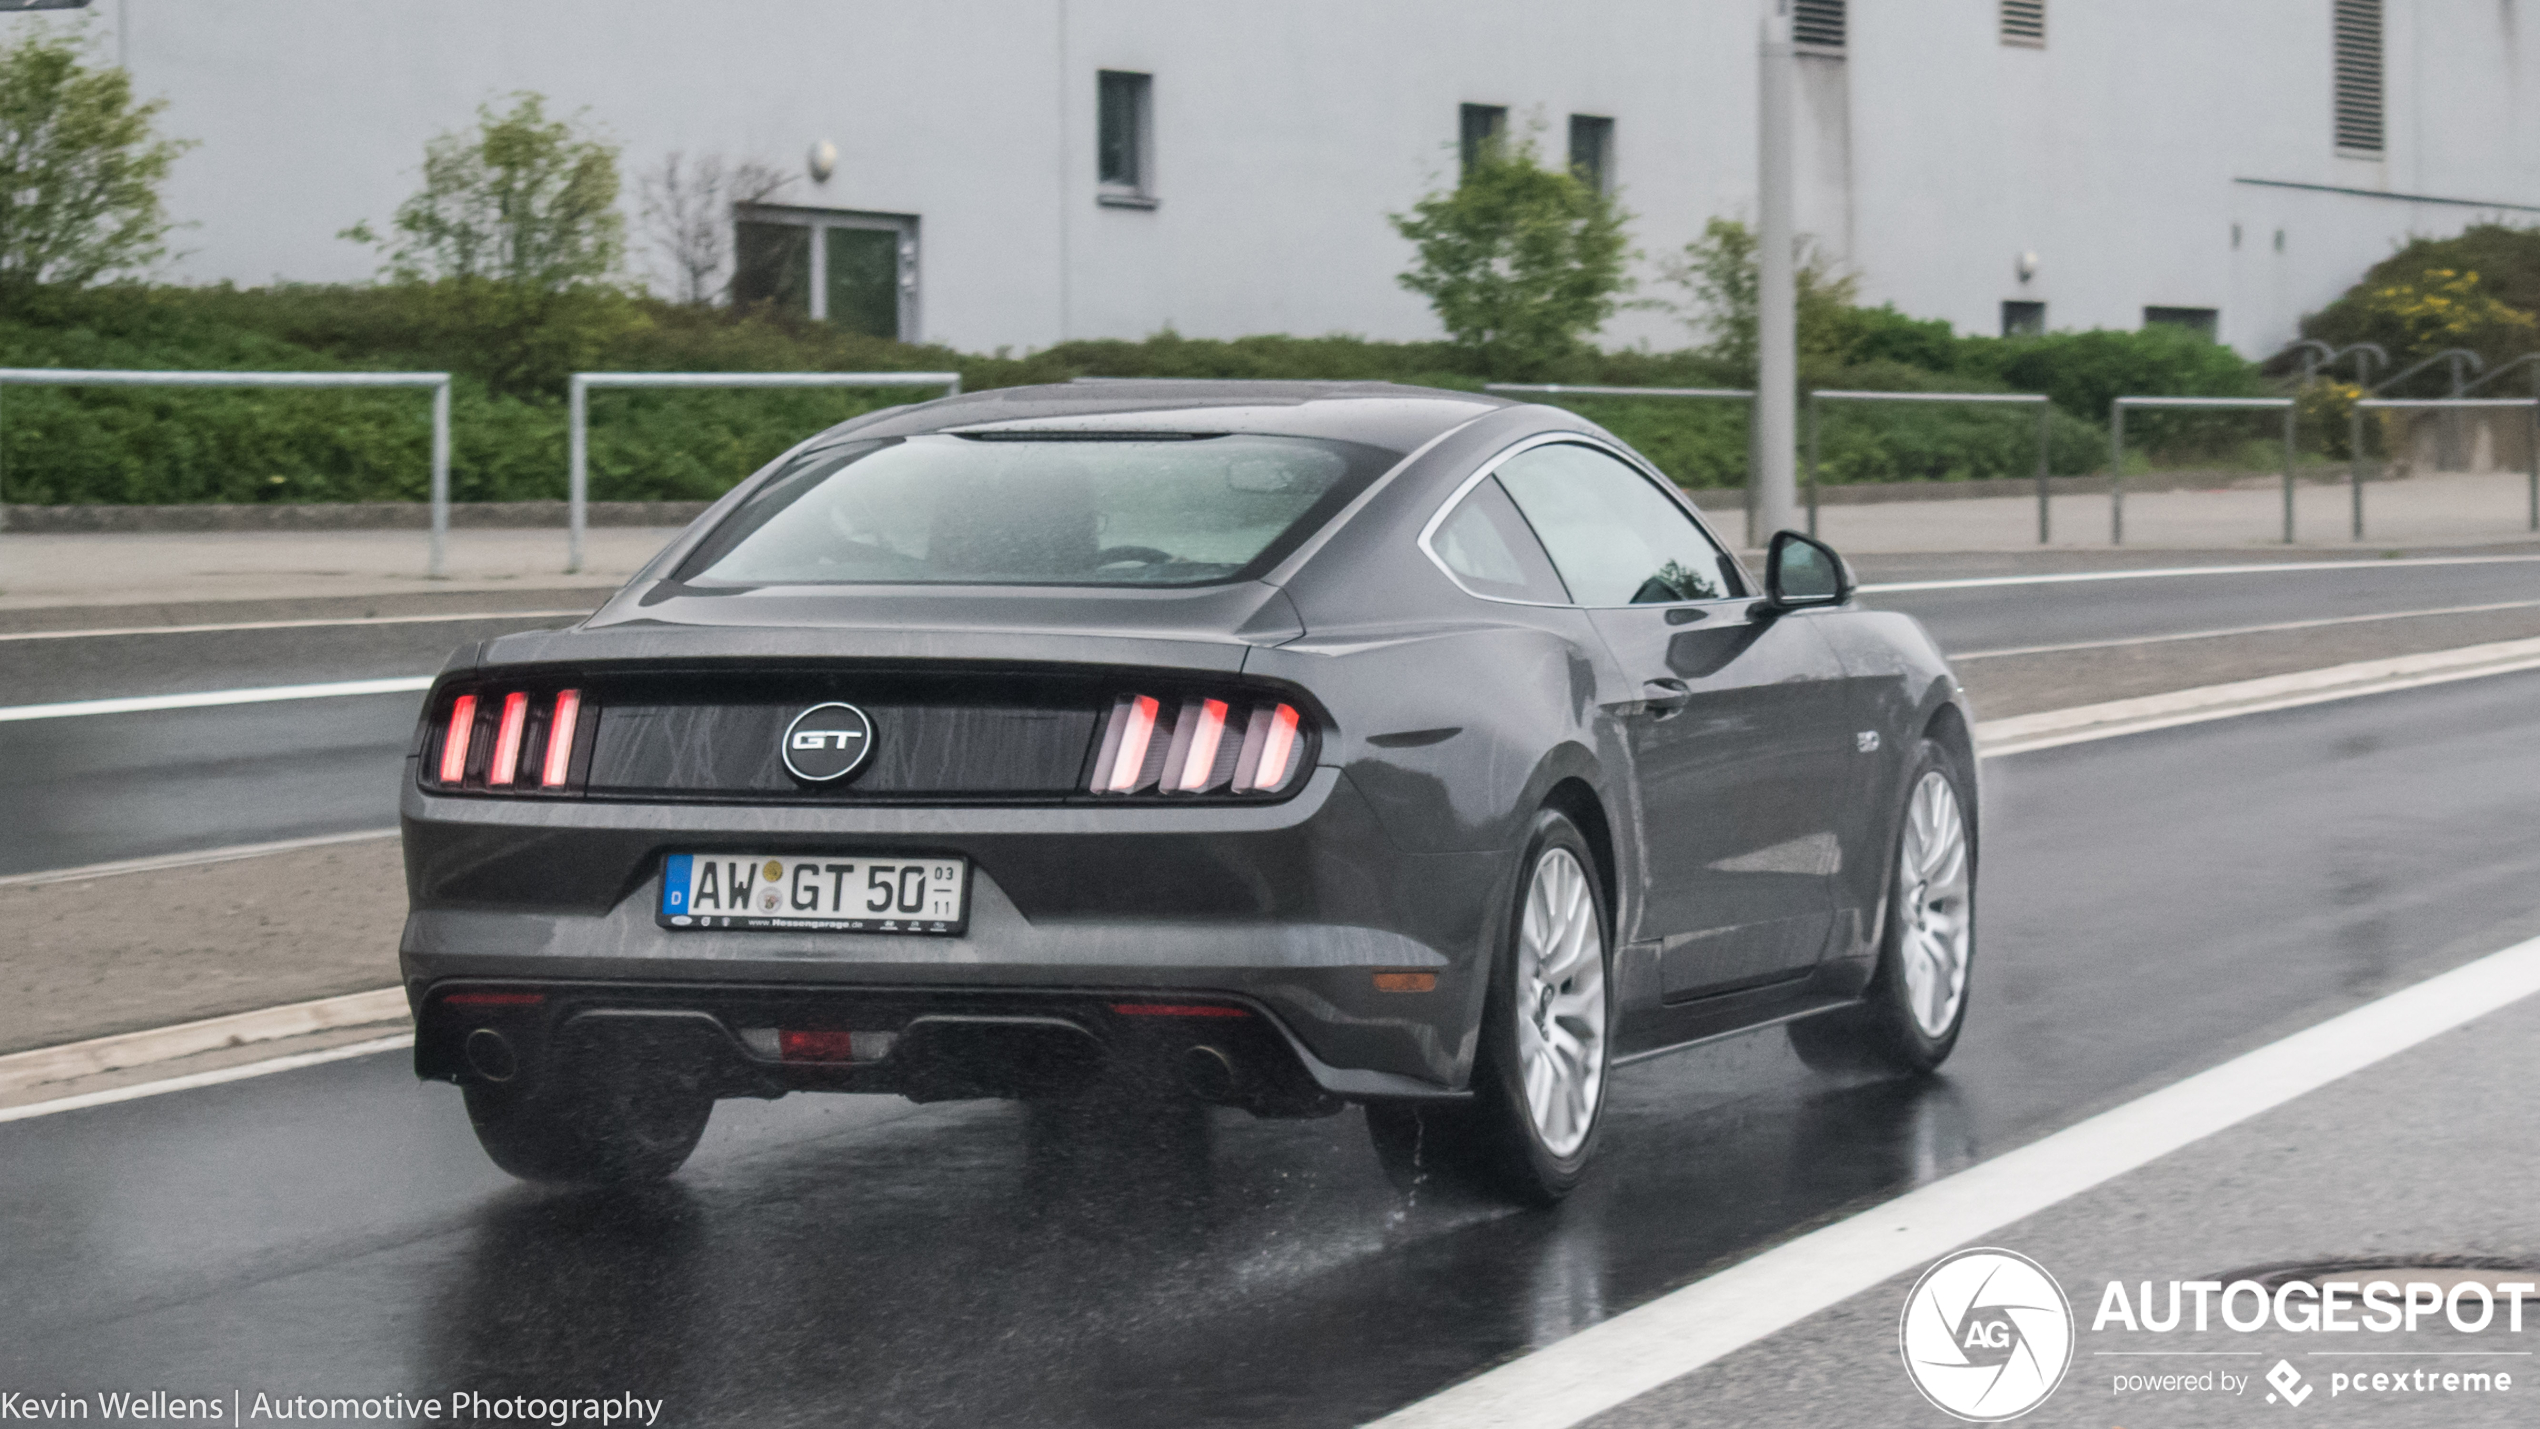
(755, 1028, 898, 1063)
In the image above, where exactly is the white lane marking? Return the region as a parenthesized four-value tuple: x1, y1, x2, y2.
(0, 828, 398, 888)
(0, 609, 589, 643)
(1951, 598, 2540, 660)
(1974, 635, 2540, 756)
(0, 675, 432, 722)
(1861, 552, 2540, 595)
(0, 1034, 415, 1126)
(1364, 930, 2540, 1429)
(0, 987, 408, 1096)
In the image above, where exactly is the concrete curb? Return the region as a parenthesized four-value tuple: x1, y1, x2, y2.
(1975, 634, 2540, 755)
(0, 987, 409, 1097)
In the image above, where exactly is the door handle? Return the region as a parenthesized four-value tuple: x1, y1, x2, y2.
(1641, 678, 1692, 717)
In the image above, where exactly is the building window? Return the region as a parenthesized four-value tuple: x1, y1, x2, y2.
(733, 206, 919, 341)
(2000, 0, 2045, 46)
(1098, 70, 1156, 207)
(2001, 301, 2046, 337)
(2333, 0, 2384, 154)
(1460, 104, 1508, 177)
(2143, 306, 2219, 341)
(1568, 115, 1615, 195)
(1792, 0, 1846, 50)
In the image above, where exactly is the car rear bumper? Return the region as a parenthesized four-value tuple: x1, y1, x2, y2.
(399, 766, 1505, 1098)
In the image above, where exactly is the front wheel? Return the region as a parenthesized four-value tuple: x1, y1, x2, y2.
(1789, 737, 1976, 1075)
(1368, 809, 1612, 1205)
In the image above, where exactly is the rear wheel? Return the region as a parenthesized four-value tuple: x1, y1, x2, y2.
(1789, 738, 1975, 1075)
(1368, 809, 1611, 1205)
(464, 1063, 714, 1186)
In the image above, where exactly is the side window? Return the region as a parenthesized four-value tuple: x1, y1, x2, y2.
(1492, 443, 1738, 605)
(1431, 476, 1570, 604)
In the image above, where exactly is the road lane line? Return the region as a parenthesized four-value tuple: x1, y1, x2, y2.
(0, 609, 589, 642)
(0, 1034, 415, 1126)
(1862, 552, 2540, 595)
(0, 828, 399, 888)
(1951, 597, 2540, 660)
(0, 987, 408, 1097)
(1364, 929, 2540, 1429)
(1974, 635, 2540, 756)
(0, 674, 432, 722)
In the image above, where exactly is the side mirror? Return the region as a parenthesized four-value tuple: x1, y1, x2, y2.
(1764, 530, 1853, 609)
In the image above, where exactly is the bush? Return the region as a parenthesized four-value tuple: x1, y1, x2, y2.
(0, 272, 2280, 507)
(2302, 223, 2540, 385)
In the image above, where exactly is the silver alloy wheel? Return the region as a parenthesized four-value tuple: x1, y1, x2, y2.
(1896, 770, 1973, 1040)
(1513, 846, 1607, 1159)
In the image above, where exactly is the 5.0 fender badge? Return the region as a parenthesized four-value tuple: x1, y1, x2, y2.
(782, 702, 875, 783)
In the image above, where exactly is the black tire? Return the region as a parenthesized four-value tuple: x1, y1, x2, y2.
(1368, 808, 1613, 1206)
(1788, 736, 1977, 1077)
(464, 1065, 714, 1186)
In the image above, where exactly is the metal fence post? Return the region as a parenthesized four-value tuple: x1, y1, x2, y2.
(2281, 402, 2296, 545)
(2034, 399, 2050, 544)
(2110, 401, 2126, 546)
(2529, 400, 2538, 533)
(1803, 391, 1820, 538)
(429, 379, 451, 579)
(2349, 406, 2365, 540)
(567, 376, 588, 576)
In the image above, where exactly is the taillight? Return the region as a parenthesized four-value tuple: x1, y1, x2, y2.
(1089, 693, 1307, 796)
(426, 686, 589, 794)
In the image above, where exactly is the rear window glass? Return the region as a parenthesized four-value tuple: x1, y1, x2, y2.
(675, 433, 1397, 587)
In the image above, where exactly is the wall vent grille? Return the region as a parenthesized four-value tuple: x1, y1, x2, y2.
(1792, 0, 1846, 50)
(2001, 0, 2045, 46)
(2333, 0, 2385, 154)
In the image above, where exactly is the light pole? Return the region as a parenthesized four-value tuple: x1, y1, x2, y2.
(1750, 0, 1801, 546)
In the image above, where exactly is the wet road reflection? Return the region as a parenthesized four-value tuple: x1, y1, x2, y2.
(8, 671, 2540, 1425)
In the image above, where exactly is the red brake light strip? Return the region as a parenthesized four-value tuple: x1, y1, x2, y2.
(541, 690, 582, 787)
(437, 694, 477, 783)
(487, 690, 531, 786)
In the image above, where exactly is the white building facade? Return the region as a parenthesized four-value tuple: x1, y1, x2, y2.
(17, 0, 2540, 359)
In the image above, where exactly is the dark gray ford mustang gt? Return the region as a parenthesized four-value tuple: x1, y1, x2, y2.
(401, 379, 1975, 1203)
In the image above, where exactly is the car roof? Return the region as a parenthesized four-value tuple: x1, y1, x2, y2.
(811, 379, 1512, 454)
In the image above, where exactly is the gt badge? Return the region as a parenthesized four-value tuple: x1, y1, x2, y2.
(782, 702, 875, 783)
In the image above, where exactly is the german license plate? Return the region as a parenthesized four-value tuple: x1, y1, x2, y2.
(658, 853, 969, 935)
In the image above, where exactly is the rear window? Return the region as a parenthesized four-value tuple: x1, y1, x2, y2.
(675, 433, 1398, 587)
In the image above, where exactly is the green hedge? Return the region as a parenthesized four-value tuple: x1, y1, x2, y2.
(0, 282, 2271, 505)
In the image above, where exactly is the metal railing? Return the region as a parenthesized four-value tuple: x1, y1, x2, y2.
(1483, 383, 1761, 541)
(2108, 396, 2296, 545)
(566, 370, 962, 572)
(2350, 397, 2540, 537)
(0, 367, 454, 574)
(1807, 390, 2053, 542)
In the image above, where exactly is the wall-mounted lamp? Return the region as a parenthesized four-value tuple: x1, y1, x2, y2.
(808, 140, 838, 184)
(2016, 251, 2039, 283)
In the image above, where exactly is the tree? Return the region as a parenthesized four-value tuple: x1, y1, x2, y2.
(0, 25, 188, 293)
(1390, 133, 1634, 376)
(636, 151, 791, 305)
(351, 92, 624, 291)
(1660, 217, 1857, 380)
(345, 93, 633, 396)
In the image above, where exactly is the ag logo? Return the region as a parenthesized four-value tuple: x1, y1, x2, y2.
(781, 702, 875, 783)
(1899, 1248, 2074, 1422)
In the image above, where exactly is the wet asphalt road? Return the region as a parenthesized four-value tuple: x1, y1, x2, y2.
(5, 555, 2538, 877)
(9, 655, 2540, 1423)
